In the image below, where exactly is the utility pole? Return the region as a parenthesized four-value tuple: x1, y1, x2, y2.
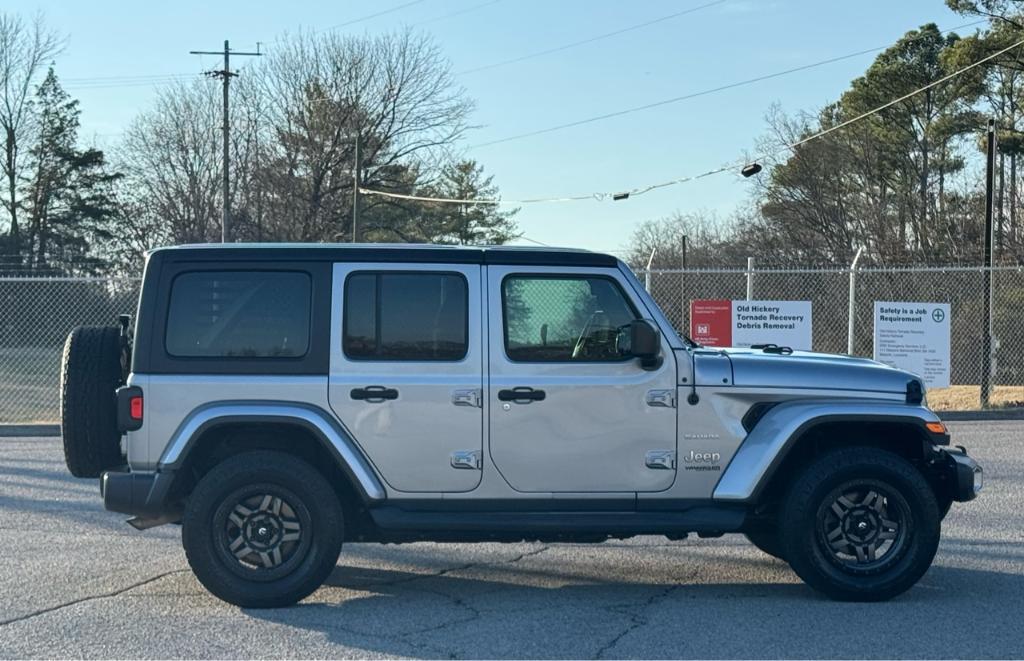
(982, 118, 997, 408)
(190, 40, 262, 243)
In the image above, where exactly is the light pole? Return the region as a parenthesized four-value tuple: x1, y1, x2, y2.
(982, 119, 996, 407)
(352, 133, 361, 243)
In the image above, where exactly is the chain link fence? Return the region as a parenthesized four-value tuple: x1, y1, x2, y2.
(1, 266, 1021, 423)
(641, 265, 1024, 408)
(0, 277, 140, 424)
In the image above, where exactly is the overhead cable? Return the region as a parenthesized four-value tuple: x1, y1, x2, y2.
(456, 0, 727, 76)
(468, 20, 988, 149)
(361, 35, 1024, 206)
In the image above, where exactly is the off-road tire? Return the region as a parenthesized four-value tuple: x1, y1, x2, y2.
(60, 326, 124, 478)
(780, 447, 940, 602)
(744, 529, 785, 560)
(182, 451, 344, 608)
(938, 496, 954, 521)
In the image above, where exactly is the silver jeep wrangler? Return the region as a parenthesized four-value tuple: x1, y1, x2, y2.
(59, 244, 982, 607)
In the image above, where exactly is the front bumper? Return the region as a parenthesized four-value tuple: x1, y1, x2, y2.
(939, 446, 983, 502)
(100, 468, 180, 522)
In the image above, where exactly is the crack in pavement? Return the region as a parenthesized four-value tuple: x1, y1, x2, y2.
(0, 569, 190, 627)
(593, 570, 699, 659)
(342, 545, 552, 659)
(0, 544, 553, 656)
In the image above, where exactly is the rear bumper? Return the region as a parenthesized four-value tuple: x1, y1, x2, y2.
(100, 468, 180, 520)
(939, 447, 983, 502)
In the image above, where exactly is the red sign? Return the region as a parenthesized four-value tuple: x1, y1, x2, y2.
(690, 299, 731, 347)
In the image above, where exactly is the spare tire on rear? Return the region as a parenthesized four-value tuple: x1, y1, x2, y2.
(60, 326, 125, 478)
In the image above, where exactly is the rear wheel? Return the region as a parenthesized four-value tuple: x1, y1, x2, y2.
(182, 451, 344, 608)
(780, 447, 940, 602)
(60, 326, 124, 477)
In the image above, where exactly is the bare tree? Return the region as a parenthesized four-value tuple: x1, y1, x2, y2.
(253, 28, 474, 241)
(118, 79, 223, 244)
(624, 211, 743, 270)
(94, 188, 173, 275)
(0, 11, 62, 249)
(117, 29, 473, 246)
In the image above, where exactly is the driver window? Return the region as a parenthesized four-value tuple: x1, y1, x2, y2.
(502, 275, 639, 362)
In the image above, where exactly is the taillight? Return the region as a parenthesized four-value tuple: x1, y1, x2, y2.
(130, 395, 143, 421)
(116, 386, 144, 432)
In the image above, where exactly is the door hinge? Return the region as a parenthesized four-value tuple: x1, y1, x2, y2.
(450, 450, 482, 470)
(645, 450, 676, 470)
(451, 388, 482, 408)
(645, 389, 676, 408)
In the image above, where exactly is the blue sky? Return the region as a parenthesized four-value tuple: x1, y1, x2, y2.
(8, 0, 965, 254)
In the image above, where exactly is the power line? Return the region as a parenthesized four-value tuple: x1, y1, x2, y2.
(64, 76, 196, 91)
(312, 0, 428, 35)
(362, 35, 1024, 206)
(456, 0, 727, 76)
(413, 0, 502, 26)
(60, 1, 464, 92)
(62, 72, 193, 84)
(468, 19, 988, 149)
(359, 188, 598, 205)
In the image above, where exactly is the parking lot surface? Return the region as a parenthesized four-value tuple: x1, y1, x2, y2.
(0, 421, 1022, 659)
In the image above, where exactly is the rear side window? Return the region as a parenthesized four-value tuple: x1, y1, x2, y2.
(343, 272, 468, 361)
(165, 271, 311, 358)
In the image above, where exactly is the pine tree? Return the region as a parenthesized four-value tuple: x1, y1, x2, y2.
(429, 160, 519, 245)
(22, 67, 121, 271)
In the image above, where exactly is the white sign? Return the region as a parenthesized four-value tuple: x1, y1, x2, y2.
(731, 300, 813, 350)
(873, 302, 950, 389)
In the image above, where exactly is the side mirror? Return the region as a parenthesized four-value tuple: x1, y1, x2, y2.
(629, 319, 662, 370)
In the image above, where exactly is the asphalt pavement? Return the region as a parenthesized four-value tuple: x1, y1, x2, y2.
(0, 422, 1022, 659)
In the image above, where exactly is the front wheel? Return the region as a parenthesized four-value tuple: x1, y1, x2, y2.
(780, 447, 940, 602)
(744, 528, 785, 560)
(182, 451, 344, 608)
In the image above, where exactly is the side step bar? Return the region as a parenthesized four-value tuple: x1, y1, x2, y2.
(368, 506, 746, 536)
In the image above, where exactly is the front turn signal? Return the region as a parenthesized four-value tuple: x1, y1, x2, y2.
(926, 421, 947, 435)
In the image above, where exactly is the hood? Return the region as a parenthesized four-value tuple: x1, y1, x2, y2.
(705, 347, 919, 395)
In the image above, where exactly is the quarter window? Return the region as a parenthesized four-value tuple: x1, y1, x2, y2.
(343, 272, 468, 361)
(165, 271, 311, 358)
(502, 275, 639, 362)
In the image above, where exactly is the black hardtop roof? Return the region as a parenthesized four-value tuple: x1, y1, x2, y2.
(150, 243, 620, 268)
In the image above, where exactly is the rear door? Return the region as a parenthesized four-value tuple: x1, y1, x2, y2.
(328, 263, 483, 493)
(487, 266, 678, 493)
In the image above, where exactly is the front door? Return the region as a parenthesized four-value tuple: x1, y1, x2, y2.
(487, 266, 678, 493)
(328, 263, 483, 493)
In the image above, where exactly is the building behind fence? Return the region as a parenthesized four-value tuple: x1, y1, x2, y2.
(1, 265, 1020, 423)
